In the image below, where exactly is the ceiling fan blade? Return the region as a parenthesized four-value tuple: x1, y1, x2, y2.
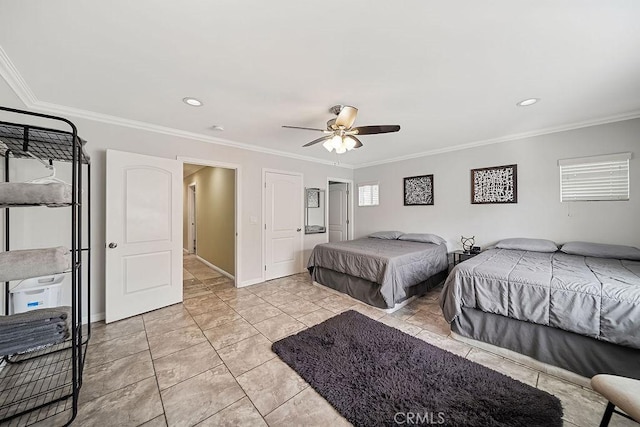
(282, 125, 327, 132)
(302, 135, 333, 147)
(350, 136, 363, 148)
(335, 106, 358, 129)
(353, 125, 400, 135)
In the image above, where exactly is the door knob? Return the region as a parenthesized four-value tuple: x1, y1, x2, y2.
(296, 228, 301, 232)
(108, 242, 118, 249)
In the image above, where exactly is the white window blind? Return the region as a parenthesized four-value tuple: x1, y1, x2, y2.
(559, 152, 631, 202)
(358, 182, 379, 206)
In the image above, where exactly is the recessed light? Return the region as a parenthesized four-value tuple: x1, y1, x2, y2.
(516, 98, 540, 107)
(183, 97, 203, 107)
(210, 125, 224, 131)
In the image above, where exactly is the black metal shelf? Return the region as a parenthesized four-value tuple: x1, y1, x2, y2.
(0, 106, 91, 426)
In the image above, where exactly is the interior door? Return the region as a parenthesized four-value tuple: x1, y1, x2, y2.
(105, 149, 182, 323)
(265, 171, 303, 280)
(329, 183, 348, 243)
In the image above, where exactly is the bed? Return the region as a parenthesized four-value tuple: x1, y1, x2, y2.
(307, 232, 449, 309)
(440, 239, 640, 380)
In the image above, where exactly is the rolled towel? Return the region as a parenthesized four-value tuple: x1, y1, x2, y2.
(0, 248, 70, 282)
(0, 182, 72, 206)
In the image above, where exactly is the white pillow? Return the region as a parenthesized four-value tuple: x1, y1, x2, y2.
(398, 233, 446, 245)
(495, 238, 558, 253)
(561, 241, 640, 261)
(369, 231, 404, 240)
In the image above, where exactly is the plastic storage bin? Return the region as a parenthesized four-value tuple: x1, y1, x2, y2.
(10, 274, 64, 314)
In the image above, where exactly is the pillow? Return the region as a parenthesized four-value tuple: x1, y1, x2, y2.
(369, 231, 404, 240)
(398, 233, 446, 245)
(560, 241, 640, 261)
(495, 238, 558, 253)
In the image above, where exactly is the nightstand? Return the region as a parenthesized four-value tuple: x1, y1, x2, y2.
(452, 250, 479, 266)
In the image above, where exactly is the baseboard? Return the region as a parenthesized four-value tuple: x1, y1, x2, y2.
(195, 255, 235, 280)
(238, 278, 263, 288)
(84, 312, 105, 325)
(183, 248, 189, 254)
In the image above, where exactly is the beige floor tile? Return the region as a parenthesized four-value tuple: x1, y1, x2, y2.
(235, 302, 284, 324)
(74, 377, 163, 427)
(215, 287, 253, 301)
(293, 286, 333, 302)
(203, 318, 260, 349)
(315, 295, 357, 314)
(143, 303, 187, 322)
(161, 365, 245, 427)
(85, 330, 149, 368)
(466, 348, 539, 387)
(183, 295, 229, 316)
(348, 304, 386, 320)
(147, 325, 207, 359)
(387, 305, 421, 321)
(279, 299, 322, 318)
(192, 306, 243, 330)
(183, 269, 195, 280)
(236, 358, 308, 416)
(225, 293, 266, 310)
(81, 350, 155, 404)
(196, 397, 267, 427)
(153, 342, 223, 390)
(139, 415, 168, 427)
(89, 315, 145, 345)
(377, 315, 423, 336)
(297, 308, 337, 327)
(217, 334, 276, 377)
(264, 387, 351, 426)
(184, 288, 214, 300)
(204, 278, 235, 290)
(261, 291, 299, 308)
(254, 314, 305, 342)
(537, 373, 609, 427)
(144, 308, 197, 337)
(405, 309, 450, 336)
(415, 330, 473, 358)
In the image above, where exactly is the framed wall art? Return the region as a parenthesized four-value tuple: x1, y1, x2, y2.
(404, 174, 434, 206)
(471, 164, 517, 204)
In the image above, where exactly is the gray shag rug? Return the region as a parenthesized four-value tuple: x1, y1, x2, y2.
(272, 310, 563, 427)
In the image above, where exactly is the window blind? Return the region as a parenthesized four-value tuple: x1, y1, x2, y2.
(559, 153, 631, 202)
(358, 183, 379, 206)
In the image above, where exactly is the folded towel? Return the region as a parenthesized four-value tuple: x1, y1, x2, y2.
(0, 248, 70, 282)
(0, 321, 66, 341)
(0, 330, 69, 356)
(0, 182, 72, 206)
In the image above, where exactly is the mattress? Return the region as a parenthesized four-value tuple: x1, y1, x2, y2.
(440, 248, 640, 349)
(308, 237, 448, 308)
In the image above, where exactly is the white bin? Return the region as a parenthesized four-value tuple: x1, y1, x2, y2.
(10, 274, 64, 314)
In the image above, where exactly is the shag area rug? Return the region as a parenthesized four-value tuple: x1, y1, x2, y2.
(272, 310, 563, 427)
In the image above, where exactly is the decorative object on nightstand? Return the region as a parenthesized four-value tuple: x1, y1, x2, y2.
(461, 236, 475, 252)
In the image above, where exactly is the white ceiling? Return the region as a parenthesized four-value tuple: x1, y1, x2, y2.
(1, 1, 639, 167)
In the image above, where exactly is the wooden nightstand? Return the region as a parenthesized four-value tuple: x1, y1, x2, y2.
(452, 250, 479, 266)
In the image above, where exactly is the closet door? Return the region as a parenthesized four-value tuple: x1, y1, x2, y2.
(105, 150, 182, 323)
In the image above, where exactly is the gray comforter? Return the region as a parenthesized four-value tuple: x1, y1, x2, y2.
(440, 248, 640, 349)
(308, 238, 448, 307)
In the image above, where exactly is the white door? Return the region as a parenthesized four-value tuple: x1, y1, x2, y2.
(265, 171, 303, 280)
(188, 184, 196, 254)
(329, 183, 348, 243)
(105, 150, 183, 323)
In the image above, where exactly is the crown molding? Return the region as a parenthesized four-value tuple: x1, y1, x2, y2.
(0, 45, 354, 170)
(353, 110, 640, 169)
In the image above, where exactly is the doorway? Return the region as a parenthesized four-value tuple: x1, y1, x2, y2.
(327, 178, 354, 243)
(187, 183, 197, 254)
(180, 157, 241, 286)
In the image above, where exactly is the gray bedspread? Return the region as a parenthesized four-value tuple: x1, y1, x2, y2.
(308, 238, 448, 307)
(440, 248, 640, 349)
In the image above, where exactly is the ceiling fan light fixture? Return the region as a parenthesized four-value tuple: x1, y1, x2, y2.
(322, 139, 334, 152)
(335, 145, 347, 154)
(330, 135, 343, 150)
(343, 136, 357, 151)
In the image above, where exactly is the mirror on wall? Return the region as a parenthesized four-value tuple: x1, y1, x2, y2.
(305, 188, 326, 234)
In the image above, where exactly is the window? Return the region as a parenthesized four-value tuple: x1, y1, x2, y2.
(358, 182, 379, 206)
(559, 152, 631, 202)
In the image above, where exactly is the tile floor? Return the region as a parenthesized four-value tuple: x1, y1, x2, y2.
(25, 255, 635, 426)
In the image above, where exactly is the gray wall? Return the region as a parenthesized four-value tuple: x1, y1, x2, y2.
(354, 119, 640, 250)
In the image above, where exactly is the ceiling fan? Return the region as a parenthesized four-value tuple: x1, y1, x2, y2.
(282, 105, 400, 154)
